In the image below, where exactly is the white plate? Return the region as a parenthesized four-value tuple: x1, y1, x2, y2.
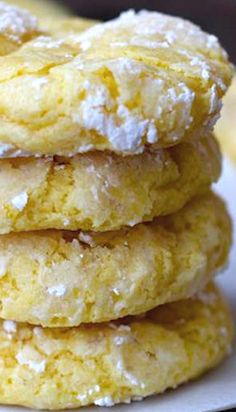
(0, 159, 236, 412)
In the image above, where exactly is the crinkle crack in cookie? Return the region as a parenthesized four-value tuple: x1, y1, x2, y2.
(0, 192, 231, 327)
(0, 10, 233, 157)
(0, 283, 233, 409)
(0, 135, 221, 233)
(0, 1, 39, 55)
(215, 75, 236, 164)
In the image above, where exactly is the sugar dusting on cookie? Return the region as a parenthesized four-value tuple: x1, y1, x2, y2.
(94, 396, 115, 407)
(47, 284, 67, 297)
(16, 347, 46, 373)
(11, 191, 28, 211)
(0, 1, 37, 42)
(3, 320, 17, 334)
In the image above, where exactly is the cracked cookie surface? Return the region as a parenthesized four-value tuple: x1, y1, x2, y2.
(0, 192, 231, 327)
(0, 135, 221, 233)
(0, 283, 233, 409)
(0, 9, 233, 157)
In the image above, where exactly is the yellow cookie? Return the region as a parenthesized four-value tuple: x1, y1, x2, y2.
(0, 192, 231, 327)
(0, 1, 39, 55)
(4, 0, 71, 19)
(215, 75, 236, 164)
(0, 10, 232, 157)
(0, 135, 221, 233)
(0, 283, 233, 409)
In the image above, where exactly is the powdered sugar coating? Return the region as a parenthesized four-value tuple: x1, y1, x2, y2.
(94, 396, 115, 407)
(0, 143, 36, 158)
(11, 191, 28, 211)
(0, 192, 231, 327)
(16, 349, 46, 373)
(0, 283, 232, 409)
(0, 135, 221, 235)
(0, 9, 232, 156)
(71, 57, 196, 153)
(0, 1, 37, 42)
(3, 319, 16, 333)
(47, 284, 67, 297)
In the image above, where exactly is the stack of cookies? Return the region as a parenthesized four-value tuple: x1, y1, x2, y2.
(0, 3, 234, 410)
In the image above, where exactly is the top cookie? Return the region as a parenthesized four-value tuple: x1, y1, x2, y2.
(0, 9, 233, 157)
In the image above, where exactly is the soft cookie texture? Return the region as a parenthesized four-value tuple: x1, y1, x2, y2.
(0, 283, 233, 409)
(0, 10, 233, 157)
(0, 135, 221, 233)
(215, 75, 236, 164)
(0, 1, 39, 55)
(0, 192, 231, 327)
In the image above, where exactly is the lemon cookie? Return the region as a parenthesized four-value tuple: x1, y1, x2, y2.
(0, 192, 231, 327)
(215, 75, 236, 164)
(0, 283, 233, 409)
(0, 10, 233, 157)
(0, 135, 221, 233)
(0, 1, 39, 55)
